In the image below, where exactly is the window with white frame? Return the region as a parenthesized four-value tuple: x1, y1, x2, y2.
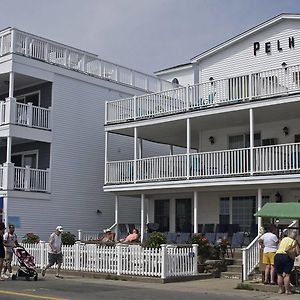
(16, 91, 40, 107)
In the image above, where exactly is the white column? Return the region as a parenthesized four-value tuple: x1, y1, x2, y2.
(141, 194, 145, 242)
(193, 191, 198, 233)
(6, 136, 12, 163)
(9, 72, 14, 98)
(3, 196, 8, 230)
(257, 188, 262, 233)
(146, 198, 149, 224)
(134, 127, 137, 183)
(115, 195, 119, 240)
(104, 132, 108, 184)
(249, 108, 254, 175)
(186, 118, 191, 179)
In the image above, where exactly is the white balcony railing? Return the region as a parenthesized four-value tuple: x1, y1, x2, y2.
(0, 164, 50, 192)
(106, 64, 300, 124)
(0, 28, 174, 93)
(105, 142, 300, 185)
(0, 99, 51, 130)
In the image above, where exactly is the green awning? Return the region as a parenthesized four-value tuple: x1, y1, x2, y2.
(254, 202, 300, 219)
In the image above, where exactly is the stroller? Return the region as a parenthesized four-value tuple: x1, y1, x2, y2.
(12, 246, 38, 281)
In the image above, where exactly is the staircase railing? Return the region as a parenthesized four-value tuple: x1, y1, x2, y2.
(242, 220, 297, 281)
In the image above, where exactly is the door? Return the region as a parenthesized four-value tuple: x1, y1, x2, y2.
(176, 198, 191, 232)
(154, 199, 170, 232)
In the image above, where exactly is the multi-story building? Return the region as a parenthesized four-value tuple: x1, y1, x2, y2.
(104, 14, 300, 240)
(0, 27, 173, 239)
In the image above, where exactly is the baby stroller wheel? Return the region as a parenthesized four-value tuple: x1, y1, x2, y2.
(11, 274, 17, 280)
(34, 274, 38, 281)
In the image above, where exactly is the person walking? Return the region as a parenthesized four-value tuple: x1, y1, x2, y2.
(0, 222, 5, 281)
(41, 226, 64, 279)
(3, 224, 19, 278)
(274, 230, 300, 294)
(259, 224, 278, 285)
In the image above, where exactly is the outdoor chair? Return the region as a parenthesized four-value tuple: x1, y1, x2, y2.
(227, 224, 240, 237)
(228, 232, 245, 258)
(205, 232, 216, 245)
(203, 224, 215, 233)
(177, 232, 190, 244)
(215, 223, 229, 233)
(198, 224, 203, 233)
(166, 232, 178, 244)
(117, 224, 129, 241)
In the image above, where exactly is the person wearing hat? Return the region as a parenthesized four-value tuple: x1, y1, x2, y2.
(0, 222, 5, 280)
(41, 226, 64, 278)
(3, 224, 19, 278)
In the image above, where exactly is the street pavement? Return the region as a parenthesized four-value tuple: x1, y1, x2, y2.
(0, 275, 299, 300)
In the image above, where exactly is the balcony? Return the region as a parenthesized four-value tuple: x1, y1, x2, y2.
(0, 164, 50, 193)
(0, 28, 174, 92)
(105, 64, 300, 124)
(0, 98, 51, 130)
(105, 142, 300, 185)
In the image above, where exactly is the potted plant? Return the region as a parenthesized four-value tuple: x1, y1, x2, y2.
(22, 233, 40, 244)
(144, 232, 166, 248)
(61, 231, 76, 245)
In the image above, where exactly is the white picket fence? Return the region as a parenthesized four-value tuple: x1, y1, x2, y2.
(15, 242, 198, 279)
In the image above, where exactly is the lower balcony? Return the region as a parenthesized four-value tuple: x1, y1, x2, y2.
(0, 164, 50, 193)
(105, 142, 300, 185)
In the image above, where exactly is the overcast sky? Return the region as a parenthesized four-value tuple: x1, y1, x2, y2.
(1, 0, 300, 74)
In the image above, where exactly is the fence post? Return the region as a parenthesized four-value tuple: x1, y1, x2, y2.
(5, 97, 16, 124)
(241, 247, 246, 282)
(40, 241, 45, 268)
(24, 165, 31, 191)
(27, 102, 33, 127)
(192, 244, 198, 275)
(116, 244, 122, 275)
(74, 241, 81, 271)
(161, 244, 167, 279)
(77, 229, 82, 241)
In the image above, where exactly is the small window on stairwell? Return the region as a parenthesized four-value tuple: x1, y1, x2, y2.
(172, 78, 179, 85)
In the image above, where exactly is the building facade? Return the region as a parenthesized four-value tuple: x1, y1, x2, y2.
(0, 27, 173, 239)
(104, 14, 300, 240)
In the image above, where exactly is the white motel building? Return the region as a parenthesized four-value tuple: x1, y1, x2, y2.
(104, 14, 300, 241)
(0, 26, 174, 239)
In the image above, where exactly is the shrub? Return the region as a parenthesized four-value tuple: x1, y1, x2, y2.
(144, 232, 166, 248)
(189, 233, 213, 262)
(61, 231, 76, 245)
(22, 233, 40, 244)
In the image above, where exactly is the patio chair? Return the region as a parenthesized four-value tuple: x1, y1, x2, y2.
(228, 232, 245, 258)
(227, 224, 240, 237)
(205, 232, 216, 245)
(203, 224, 215, 233)
(166, 232, 178, 244)
(117, 224, 129, 241)
(215, 223, 229, 233)
(177, 233, 190, 244)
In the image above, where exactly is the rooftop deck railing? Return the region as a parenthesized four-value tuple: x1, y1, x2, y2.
(105, 64, 300, 124)
(105, 142, 300, 185)
(0, 28, 174, 93)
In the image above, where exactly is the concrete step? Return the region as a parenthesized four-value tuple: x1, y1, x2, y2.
(227, 264, 242, 272)
(221, 271, 242, 280)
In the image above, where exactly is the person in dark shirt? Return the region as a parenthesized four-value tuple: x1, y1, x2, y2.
(0, 222, 5, 280)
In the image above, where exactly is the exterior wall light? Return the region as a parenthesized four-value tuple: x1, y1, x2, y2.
(96, 209, 102, 214)
(209, 77, 214, 82)
(281, 62, 287, 69)
(209, 136, 215, 144)
(283, 126, 289, 136)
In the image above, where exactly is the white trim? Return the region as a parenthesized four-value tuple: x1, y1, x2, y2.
(11, 149, 39, 169)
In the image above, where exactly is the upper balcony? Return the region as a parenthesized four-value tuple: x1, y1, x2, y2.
(0, 98, 51, 130)
(0, 28, 174, 93)
(105, 63, 300, 125)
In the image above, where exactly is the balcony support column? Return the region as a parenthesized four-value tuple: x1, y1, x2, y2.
(186, 118, 191, 179)
(2, 196, 8, 230)
(140, 194, 145, 242)
(134, 127, 138, 183)
(193, 191, 198, 234)
(104, 132, 109, 184)
(6, 136, 12, 163)
(169, 145, 174, 155)
(115, 195, 119, 241)
(249, 108, 254, 175)
(9, 72, 14, 98)
(257, 188, 262, 234)
(139, 138, 143, 159)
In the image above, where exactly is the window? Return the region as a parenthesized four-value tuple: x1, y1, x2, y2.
(229, 133, 261, 149)
(219, 197, 230, 224)
(172, 78, 179, 85)
(295, 134, 300, 143)
(176, 198, 191, 232)
(11, 150, 38, 169)
(293, 71, 300, 86)
(16, 91, 40, 107)
(154, 200, 170, 232)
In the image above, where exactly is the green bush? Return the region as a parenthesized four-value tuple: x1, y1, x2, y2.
(189, 233, 213, 261)
(22, 232, 40, 244)
(61, 231, 76, 245)
(144, 232, 166, 248)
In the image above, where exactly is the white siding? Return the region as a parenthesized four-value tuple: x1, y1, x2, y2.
(156, 66, 194, 86)
(200, 20, 300, 82)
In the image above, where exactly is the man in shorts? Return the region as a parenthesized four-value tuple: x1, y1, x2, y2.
(3, 224, 19, 278)
(41, 226, 64, 278)
(259, 224, 278, 284)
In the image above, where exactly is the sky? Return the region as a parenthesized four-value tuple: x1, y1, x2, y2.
(1, 0, 300, 74)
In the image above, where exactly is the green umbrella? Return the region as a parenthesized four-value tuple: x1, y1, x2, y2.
(254, 202, 300, 219)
